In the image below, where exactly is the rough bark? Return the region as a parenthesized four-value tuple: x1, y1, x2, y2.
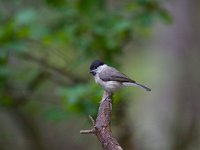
(80, 91, 123, 150)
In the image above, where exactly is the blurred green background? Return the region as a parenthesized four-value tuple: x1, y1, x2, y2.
(0, 0, 200, 150)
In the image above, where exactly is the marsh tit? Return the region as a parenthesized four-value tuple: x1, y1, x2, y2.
(89, 60, 151, 93)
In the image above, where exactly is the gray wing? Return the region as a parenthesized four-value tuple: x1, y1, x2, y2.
(99, 66, 135, 83)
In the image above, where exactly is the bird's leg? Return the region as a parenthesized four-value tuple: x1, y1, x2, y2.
(101, 91, 112, 102)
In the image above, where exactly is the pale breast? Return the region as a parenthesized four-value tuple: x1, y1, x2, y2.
(94, 74, 122, 92)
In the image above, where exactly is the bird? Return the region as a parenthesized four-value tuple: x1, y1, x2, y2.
(89, 60, 151, 94)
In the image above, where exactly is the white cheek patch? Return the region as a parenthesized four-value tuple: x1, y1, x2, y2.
(96, 64, 107, 73)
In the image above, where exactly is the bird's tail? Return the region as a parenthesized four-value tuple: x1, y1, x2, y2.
(123, 82, 151, 91)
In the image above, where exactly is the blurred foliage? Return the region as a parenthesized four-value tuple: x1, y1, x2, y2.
(0, 0, 170, 120)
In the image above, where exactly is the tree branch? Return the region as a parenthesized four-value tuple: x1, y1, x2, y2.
(21, 53, 87, 84)
(80, 91, 123, 150)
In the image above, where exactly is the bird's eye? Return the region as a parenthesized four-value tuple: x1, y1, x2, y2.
(91, 66, 97, 70)
(92, 72, 96, 75)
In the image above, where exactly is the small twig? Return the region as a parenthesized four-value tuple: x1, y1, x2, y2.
(89, 115, 95, 126)
(80, 128, 96, 134)
(80, 115, 96, 134)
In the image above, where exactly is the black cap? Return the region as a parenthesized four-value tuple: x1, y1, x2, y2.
(90, 60, 104, 70)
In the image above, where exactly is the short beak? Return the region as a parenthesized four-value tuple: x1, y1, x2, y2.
(88, 70, 95, 75)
